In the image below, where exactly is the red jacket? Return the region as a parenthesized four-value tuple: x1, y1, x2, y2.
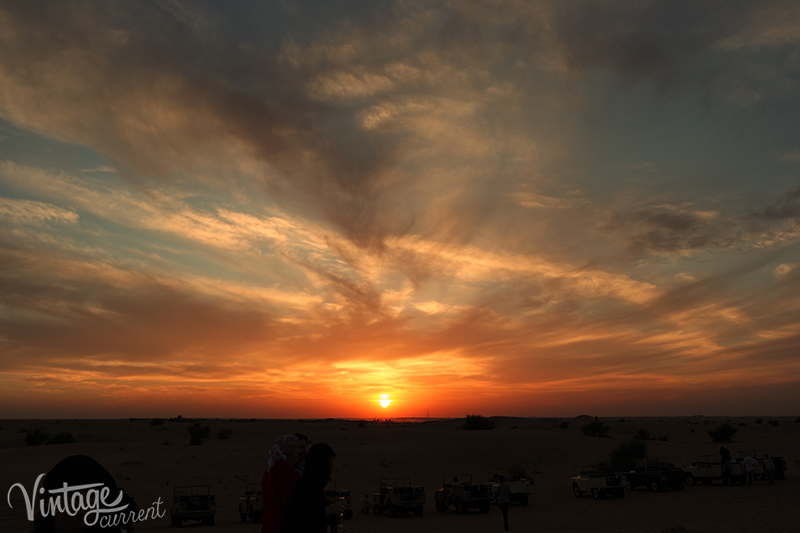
(261, 461, 300, 533)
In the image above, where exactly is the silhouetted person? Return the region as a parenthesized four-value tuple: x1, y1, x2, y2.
(719, 446, 732, 485)
(262, 435, 301, 533)
(496, 475, 511, 531)
(285, 443, 343, 533)
(763, 454, 775, 484)
(742, 454, 758, 486)
(30, 455, 138, 533)
(358, 494, 371, 514)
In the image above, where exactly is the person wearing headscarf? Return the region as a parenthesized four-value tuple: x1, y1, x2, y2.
(284, 443, 342, 533)
(262, 434, 300, 533)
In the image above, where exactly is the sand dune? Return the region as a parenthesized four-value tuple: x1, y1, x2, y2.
(2, 416, 797, 532)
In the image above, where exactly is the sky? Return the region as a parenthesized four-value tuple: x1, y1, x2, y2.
(1, 0, 799, 419)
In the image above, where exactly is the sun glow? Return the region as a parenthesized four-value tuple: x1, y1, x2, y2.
(379, 394, 392, 408)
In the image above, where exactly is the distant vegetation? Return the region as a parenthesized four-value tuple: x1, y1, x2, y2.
(708, 422, 737, 442)
(46, 432, 76, 445)
(188, 422, 211, 445)
(608, 439, 648, 472)
(558, 421, 570, 429)
(462, 414, 495, 430)
(634, 428, 654, 440)
(217, 427, 234, 440)
(581, 417, 610, 438)
(25, 429, 49, 446)
(150, 418, 165, 426)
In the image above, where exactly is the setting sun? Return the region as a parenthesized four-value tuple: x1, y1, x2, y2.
(379, 394, 392, 409)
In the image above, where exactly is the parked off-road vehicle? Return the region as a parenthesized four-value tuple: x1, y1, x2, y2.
(238, 482, 262, 522)
(571, 465, 625, 500)
(325, 482, 354, 520)
(372, 478, 425, 517)
(171, 485, 215, 527)
(488, 472, 533, 505)
(622, 457, 685, 492)
(684, 455, 726, 486)
(434, 475, 491, 514)
(726, 451, 765, 485)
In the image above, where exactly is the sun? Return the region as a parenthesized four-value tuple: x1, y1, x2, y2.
(378, 394, 392, 409)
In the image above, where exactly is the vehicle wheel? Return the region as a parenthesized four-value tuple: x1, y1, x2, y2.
(240, 512, 247, 522)
(684, 474, 696, 486)
(649, 480, 660, 492)
(414, 505, 423, 517)
(518, 494, 529, 506)
(591, 488, 601, 500)
(480, 502, 490, 513)
(455, 498, 465, 514)
(572, 483, 583, 497)
(435, 499, 445, 512)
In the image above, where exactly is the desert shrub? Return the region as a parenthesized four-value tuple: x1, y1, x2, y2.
(25, 429, 50, 446)
(634, 428, 654, 441)
(558, 421, 570, 429)
(708, 422, 737, 442)
(188, 422, 211, 445)
(737, 422, 746, 427)
(768, 419, 780, 427)
(609, 439, 648, 472)
(217, 428, 233, 440)
(658, 435, 668, 442)
(358, 420, 366, 427)
(581, 417, 610, 438)
(46, 432, 76, 445)
(755, 418, 763, 424)
(462, 415, 495, 430)
(150, 418, 165, 426)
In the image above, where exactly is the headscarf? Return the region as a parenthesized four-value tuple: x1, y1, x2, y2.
(303, 442, 336, 484)
(267, 434, 299, 471)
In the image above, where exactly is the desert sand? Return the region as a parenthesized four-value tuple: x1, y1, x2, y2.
(2, 416, 798, 533)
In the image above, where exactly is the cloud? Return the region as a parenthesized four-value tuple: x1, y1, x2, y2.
(2, 1, 800, 416)
(0, 197, 79, 225)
